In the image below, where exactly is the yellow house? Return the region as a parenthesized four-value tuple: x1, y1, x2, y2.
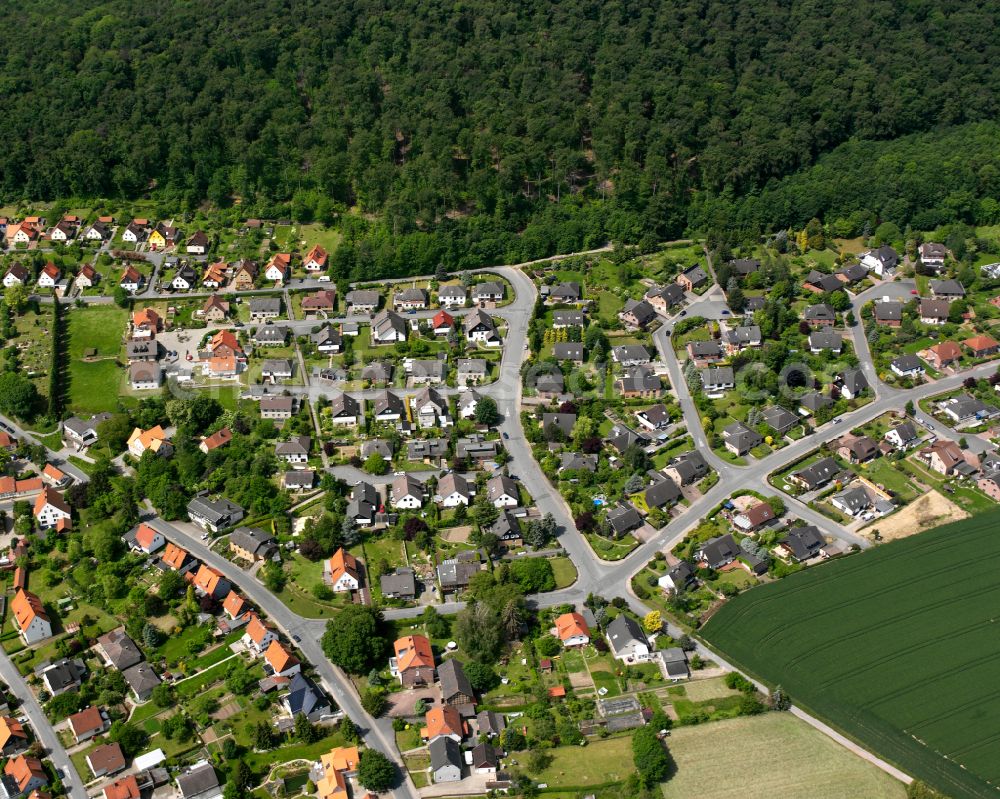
(148, 229, 166, 249)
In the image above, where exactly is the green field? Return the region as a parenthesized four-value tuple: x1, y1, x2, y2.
(701, 510, 1000, 799)
(661, 714, 905, 799)
(66, 306, 128, 413)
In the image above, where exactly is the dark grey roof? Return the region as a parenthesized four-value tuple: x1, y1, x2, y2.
(345, 289, 380, 306)
(230, 527, 277, 558)
(438, 557, 481, 588)
(42, 659, 85, 691)
(808, 330, 842, 350)
(833, 486, 870, 514)
(490, 510, 522, 540)
(543, 413, 576, 437)
(792, 456, 840, 489)
(249, 297, 282, 314)
(805, 271, 843, 293)
(606, 423, 650, 454)
(612, 345, 651, 363)
(644, 477, 680, 509)
(840, 369, 868, 395)
(123, 662, 161, 697)
(891, 354, 923, 372)
(688, 340, 722, 357)
(429, 736, 462, 771)
(559, 452, 597, 472)
(803, 303, 836, 322)
(187, 495, 244, 527)
(697, 533, 741, 568)
(679, 264, 708, 285)
(607, 504, 643, 534)
(439, 659, 475, 702)
(874, 301, 902, 321)
(471, 742, 499, 769)
(667, 451, 709, 484)
(728, 258, 760, 275)
(476, 710, 506, 736)
(620, 298, 656, 325)
(97, 629, 143, 671)
(373, 390, 405, 416)
(176, 763, 220, 799)
(552, 310, 585, 326)
(253, 324, 287, 343)
(550, 281, 582, 301)
(761, 406, 798, 434)
(283, 672, 328, 717)
(701, 366, 735, 387)
(407, 438, 448, 460)
(781, 526, 825, 560)
(380, 567, 417, 597)
(606, 614, 647, 655)
(798, 391, 832, 412)
(930, 279, 965, 297)
(455, 436, 498, 459)
(283, 470, 315, 488)
(722, 421, 761, 452)
(553, 342, 584, 361)
(361, 361, 393, 382)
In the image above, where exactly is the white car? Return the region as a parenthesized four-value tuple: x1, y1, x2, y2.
(318, 275, 331, 282)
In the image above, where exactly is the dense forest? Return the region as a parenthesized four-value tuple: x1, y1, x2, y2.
(4, 0, 1000, 268)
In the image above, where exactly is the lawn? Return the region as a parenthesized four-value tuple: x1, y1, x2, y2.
(701, 509, 1000, 799)
(584, 532, 639, 561)
(531, 735, 635, 788)
(661, 714, 905, 799)
(66, 305, 128, 413)
(549, 556, 578, 589)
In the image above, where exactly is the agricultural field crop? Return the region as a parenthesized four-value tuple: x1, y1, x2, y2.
(701, 509, 1000, 799)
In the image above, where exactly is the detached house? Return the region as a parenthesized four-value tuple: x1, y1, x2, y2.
(127, 425, 172, 458)
(275, 435, 310, 464)
(919, 242, 949, 269)
(345, 290, 380, 314)
(721, 421, 762, 455)
(264, 253, 292, 283)
(119, 266, 143, 293)
(36, 262, 60, 288)
(920, 341, 962, 369)
(186, 231, 210, 255)
(393, 287, 428, 310)
(838, 368, 868, 400)
(919, 299, 951, 325)
(437, 285, 467, 307)
(555, 612, 590, 647)
(11, 589, 51, 645)
(803, 303, 836, 328)
(2, 264, 29, 287)
(463, 309, 500, 346)
(187, 495, 244, 532)
(677, 264, 708, 291)
(808, 329, 842, 354)
(371, 310, 407, 343)
(392, 635, 435, 687)
(304, 245, 328, 272)
(33, 488, 71, 530)
(860, 245, 899, 277)
(606, 613, 650, 663)
(930, 279, 965, 299)
(325, 549, 361, 592)
(874, 302, 902, 327)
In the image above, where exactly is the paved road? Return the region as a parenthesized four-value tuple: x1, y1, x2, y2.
(144, 516, 420, 799)
(0, 415, 91, 485)
(0, 651, 88, 799)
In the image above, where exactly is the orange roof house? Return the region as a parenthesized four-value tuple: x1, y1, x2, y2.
(432, 310, 454, 330)
(393, 635, 435, 687)
(193, 564, 230, 598)
(304, 245, 328, 270)
(963, 334, 999, 357)
(132, 307, 161, 331)
(4, 755, 46, 793)
(12, 568, 25, 590)
(222, 590, 248, 619)
(243, 613, 278, 651)
(322, 746, 359, 775)
(67, 706, 106, 741)
(325, 548, 360, 592)
(921, 341, 963, 368)
(208, 329, 245, 358)
(264, 640, 300, 675)
(127, 426, 172, 458)
(41, 464, 66, 485)
(199, 427, 232, 453)
(33, 488, 71, 529)
(0, 431, 15, 450)
(548, 685, 567, 698)
(161, 543, 190, 571)
(421, 706, 466, 742)
(554, 612, 590, 646)
(102, 775, 140, 799)
(316, 763, 348, 799)
(0, 716, 28, 752)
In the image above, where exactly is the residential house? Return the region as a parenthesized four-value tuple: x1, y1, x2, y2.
(11, 590, 51, 645)
(282, 673, 330, 721)
(259, 395, 296, 419)
(727, 258, 760, 277)
(964, 335, 999, 359)
(393, 635, 435, 687)
(874, 302, 902, 327)
(0, 718, 27, 756)
(552, 310, 585, 328)
(275, 435, 310, 464)
(119, 266, 143, 293)
(124, 522, 165, 555)
(436, 473, 472, 507)
(611, 345, 651, 366)
(243, 614, 279, 654)
(231, 260, 258, 290)
(192, 564, 231, 600)
(2, 756, 47, 798)
(891, 354, 925, 379)
(83, 221, 110, 241)
(122, 219, 149, 244)
(264, 253, 291, 283)
(696, 533, 741, 569)
(860, 245, 899, 277)
(199, 427, 232, 454)
(686, 340, 722, 367)
(202, 262, 228, 289)
(39, 659, 84, 696)
(803, 270, 843, 294)
(86, 743, 126, 779)
(831, 486, 872, 517)
(919, 242, 949, 268)
(919, 440, 973, 476)
(408, 358, 447, 385)
(122, 662, 161, 701)
(619, 298, 656, 328)
(616, 366, 662, 398)
(663, 451, 710, 486)
(407, 438, 448, 464)
(658, 561, 695, 594)
(457, 359, 488, 384)
(677, 264, 708, 291)
(261, 359, 293, 384)
(371, 310, 407, 344)
(607, 503, 644, 536)
(471, 743, 499, 775)
(438, 659, 475, 706)
(775, 526, 825, 562)
(201, 295, 229, 321)
(229, 527, 279, 562)
(222, 591, 248, 620)
(437, 554, 481, 593)
(646, 283, 685, 314)
(485, 474, 519, 507)
(36, 262, 60, 289)
(2, 264, 29, 287)
(491, 511, 522, 546)
(437, 285, 467, 307)
(432, 310, 455, 335)
(838, 368, 868, 399)
(391, 474, 425, 509)
(346, 482, 381, 526)
(372, 391, 405, 422)
(161, 543, 193, 573)
(542, 412, 576, 439)
(789, 457, 840, 491)
(733, 501, 776, 532)
(559, 452, 597, 473)
(701, 366, 736, 394)
(413, 387, 450, 428)
(380, 568, 417, 600)
(429, 738, 462, 783)
(301, 290, 336, 316)
(327, 392, 361, 425)
(74, 264, 98, 289)
(798, 391, 833, 417)
(344, 290, 380, 313)
(803, 303, 836, 327)
(548, 281, 582, 304)
(310, 324, 342, 353)
(939, 395, 999, 425)
(838, 263, 869, 284)
(303, 245, 328, 272)
(606, 614, 650, 663)
(920, 341, 962, 369)
(885, 421, 919, 451)
(919, 298, 951, 325)
(96, 629, 143, 671)
(361, 361, 393, 385)
(930, 279, 965, 299)
(476, 710, 506, 739)
(463, 309, 500, 345)
(323, 547, 361, 593)
(175, 763, 222, 799)
(532, 370, 564, 398)
(760, 406, 799, 436)
(635, 403, 671, 431)
(264, 641, 300, 678)
(33, 488, 71, 530)
(393, 287, 428, 310)
(186, 495, 244, 532)
(282, 470, 315, 491)
(472, 281, 504, 306)
(837, 434, 878, 463)
(553, 342, 584, 364)
(721, 325, 762, 354)
(249, 297, 282, 321)
(129, 362, 161, 390)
